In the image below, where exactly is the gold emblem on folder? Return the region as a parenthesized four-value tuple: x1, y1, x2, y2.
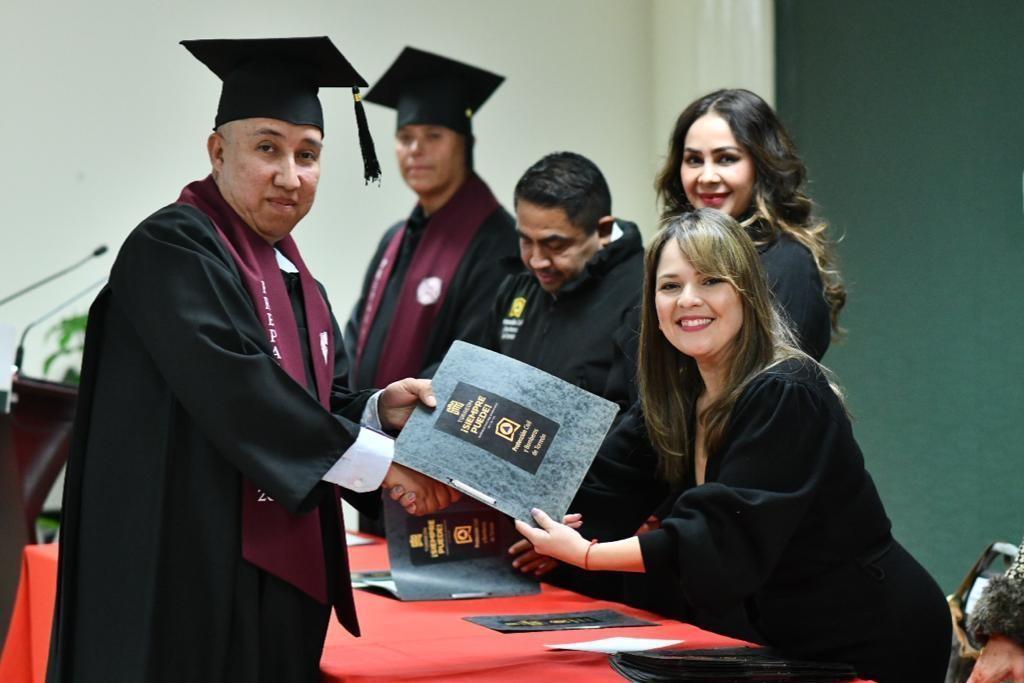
(495, 417, 521, 442)
(453, 525, 474, 544)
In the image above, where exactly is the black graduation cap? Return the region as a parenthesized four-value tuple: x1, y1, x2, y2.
(365, 47, 504, 136)
(181, 36, 380, 182)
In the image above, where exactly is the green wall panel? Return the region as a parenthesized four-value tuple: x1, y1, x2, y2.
(775, 0, 1024, 590)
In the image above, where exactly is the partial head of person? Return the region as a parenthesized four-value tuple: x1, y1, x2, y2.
(182, 36, 380, 244)
(655, 88, 811, 228)
(365, 47, 503, 214)
(656, 88, 846, 334)
(638, 208, 803, 483)
(513, 151, 614, 294)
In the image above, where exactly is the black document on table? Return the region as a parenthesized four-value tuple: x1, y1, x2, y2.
(393, 341, 619, 524)
(352, 496, 539, 601)
(608, 647, 858, 681)
(465, 609, 656, 633)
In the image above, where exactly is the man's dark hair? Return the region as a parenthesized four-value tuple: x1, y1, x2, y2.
(513, 152, 612, 234)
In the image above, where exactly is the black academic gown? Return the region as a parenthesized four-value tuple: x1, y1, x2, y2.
(476, 220, 643, 408)
(344, 198, 520, 389)
(636, 358, 951, 682)
(48, 204, 376, 683)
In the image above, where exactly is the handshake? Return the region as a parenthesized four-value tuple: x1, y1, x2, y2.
(382, 462, 461, 516)
(376, 376, 462, 516)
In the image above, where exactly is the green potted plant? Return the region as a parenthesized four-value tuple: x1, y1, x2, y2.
(42, 313, 88, 385)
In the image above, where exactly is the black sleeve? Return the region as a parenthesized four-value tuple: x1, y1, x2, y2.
(451, 260, 521, 347)
(111, 208, 366, 513)
(601, 304, 641, 411)
(762, 240, 831, 361)
(446, 219, 521, 349)
(468, 273, 516, 352)
(571, 401, 671, 542)
(637, 374, 829, 610)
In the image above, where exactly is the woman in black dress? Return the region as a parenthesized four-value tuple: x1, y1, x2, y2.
(516, 210, 951, 682)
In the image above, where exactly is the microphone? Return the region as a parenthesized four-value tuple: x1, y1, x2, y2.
(0, 245, 109, 308)
(13, 276, 107, 375)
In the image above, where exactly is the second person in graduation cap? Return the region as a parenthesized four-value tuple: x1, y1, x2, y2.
(344, 47, 521, 392)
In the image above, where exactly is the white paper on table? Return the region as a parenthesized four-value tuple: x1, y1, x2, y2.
(345, 532, 376, 546)
(544, 637, 683, 654)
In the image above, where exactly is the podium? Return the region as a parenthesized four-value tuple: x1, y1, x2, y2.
(0, 376, 76, 649)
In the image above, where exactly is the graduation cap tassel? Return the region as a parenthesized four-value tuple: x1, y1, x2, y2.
(352, 87, 381, 184)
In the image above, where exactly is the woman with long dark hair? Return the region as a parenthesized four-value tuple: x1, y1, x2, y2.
(517, 211, 950, 682)
(596, 89, 840, 428)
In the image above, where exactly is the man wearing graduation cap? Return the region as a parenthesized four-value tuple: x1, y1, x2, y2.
(47, 37, 457, 683)
(344, 47, 521, 394)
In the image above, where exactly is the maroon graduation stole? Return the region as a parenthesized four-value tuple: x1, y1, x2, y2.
(177, 175, 357, 632)
(355, 174, 500, 386)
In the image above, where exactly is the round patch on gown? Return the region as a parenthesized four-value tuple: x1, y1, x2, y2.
(416, 276, 443, 305)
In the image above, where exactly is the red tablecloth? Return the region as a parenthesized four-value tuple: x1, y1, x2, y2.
(0, 544, 57, 683)
(0, 540, 873, 682)
(321, 542, 751, 682)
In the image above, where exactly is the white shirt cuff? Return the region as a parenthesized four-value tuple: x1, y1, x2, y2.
(321, 392, 393, 492)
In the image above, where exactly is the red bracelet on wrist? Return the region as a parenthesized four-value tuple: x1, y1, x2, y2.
(583, 538, 599, 570)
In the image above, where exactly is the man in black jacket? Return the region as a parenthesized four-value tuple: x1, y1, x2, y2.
(482, 152, 652, 601)
(476, 152, 642, 409)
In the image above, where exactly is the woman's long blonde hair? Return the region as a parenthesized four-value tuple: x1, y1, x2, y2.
(638, 210, 808, 485)
(654, 89, 846, 335)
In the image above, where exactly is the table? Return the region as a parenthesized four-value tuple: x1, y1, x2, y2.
(0, 543, 56, 683)
(0, 540, 872, 682)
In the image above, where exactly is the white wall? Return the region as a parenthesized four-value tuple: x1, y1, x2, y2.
(2, 0, 773, 379)
(651, 0, 775, 214)
(1, 0, 655, 377)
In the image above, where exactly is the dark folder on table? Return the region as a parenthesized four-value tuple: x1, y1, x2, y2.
(608, 647, 858, 681)
(466, 608, 656, 633)
(393, 341, 619, 525)
(353, 496, 538, 601)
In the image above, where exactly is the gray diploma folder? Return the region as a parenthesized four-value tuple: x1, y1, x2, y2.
(394, 341, 619, 524)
